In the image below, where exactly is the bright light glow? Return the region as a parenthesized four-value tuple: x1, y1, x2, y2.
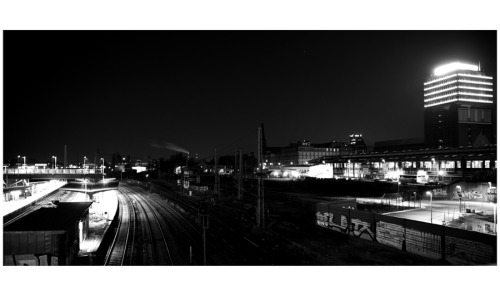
(424, 99, 457, 108)
(458, 73, 492, 79)
(426, 191, 432, 195)
(424, 92, 457, 102)
(434, 62, 478, 76)
(384, 171, 400, 181)
(424, 74, 457, 86)
(458, 91, 493, 97)
(438, 170, 444, 176)
(457, 98, 493, 104)
(132, 166, 147, 173)
(459, 85, 493, 91)
(307, 164, 333, 179)
(424, 79, 457, 91)
(457, 79, 493, 85)
(424, 86, 458, 96)
(425, 91, 493, 103)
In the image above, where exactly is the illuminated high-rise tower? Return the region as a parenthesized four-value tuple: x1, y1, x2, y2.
(423, 62, 495, 148)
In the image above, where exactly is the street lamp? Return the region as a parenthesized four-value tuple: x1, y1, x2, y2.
(426, 191, 433, 224)
(101, 158, 105, 179)
(52, 156, 57, 169)
(83, 156, 87, 169)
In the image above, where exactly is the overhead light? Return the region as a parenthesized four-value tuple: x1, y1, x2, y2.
(434, 62, 478, 76)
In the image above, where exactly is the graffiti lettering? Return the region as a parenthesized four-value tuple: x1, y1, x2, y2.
(350, 218, 375, 240)
(316, 212, 348, 232)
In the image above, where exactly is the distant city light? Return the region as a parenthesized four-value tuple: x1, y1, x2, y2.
(434, 62, 478, 76)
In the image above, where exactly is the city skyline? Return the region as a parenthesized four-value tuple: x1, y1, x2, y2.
(3, 30, 496, 164)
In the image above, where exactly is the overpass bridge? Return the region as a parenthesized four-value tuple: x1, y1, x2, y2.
(61, 180, 120, 194)
(3, 168, 105, 180)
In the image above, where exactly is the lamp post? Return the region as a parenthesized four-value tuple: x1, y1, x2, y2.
(431, 158, 436, 182)
(101, 158, 105, 180)
(426, 191, 433, 224)
(52, 156, 57, 170)
(122, 158, 126, 180)
(83, 156, 87, 169)
(493, 202, 497, 234)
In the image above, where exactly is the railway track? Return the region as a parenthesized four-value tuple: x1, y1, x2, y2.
(103, 191, 136, 265)
(148, 181, 270, 264)
(104, 185, 174, 265)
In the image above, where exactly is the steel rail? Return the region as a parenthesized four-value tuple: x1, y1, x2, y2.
(124, 185, 173, 265)
(103, 191, 135, 266)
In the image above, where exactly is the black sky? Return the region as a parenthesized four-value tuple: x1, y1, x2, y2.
(3, 30, 496, 164)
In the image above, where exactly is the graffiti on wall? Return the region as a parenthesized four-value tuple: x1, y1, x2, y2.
(3, 254, 58, 266)
(316, 212, 348, 233)
(318, 207, 496, 264)
(316, 212, 376, 240)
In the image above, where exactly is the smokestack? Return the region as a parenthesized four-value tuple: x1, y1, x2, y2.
(64, 145, 67, 168)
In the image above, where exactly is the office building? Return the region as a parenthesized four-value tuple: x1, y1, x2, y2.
(424, 62, 495, 148)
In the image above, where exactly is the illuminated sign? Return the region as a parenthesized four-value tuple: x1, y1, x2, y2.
(434, 62, 478, 76)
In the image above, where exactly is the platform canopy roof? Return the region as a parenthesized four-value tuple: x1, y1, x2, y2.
(4, 202, 93, 232)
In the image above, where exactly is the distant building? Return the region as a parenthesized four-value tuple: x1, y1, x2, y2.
(349, 134, 367, 154)
(264, 135, 369, 167)
(424, 62, 495, 148)
(265, 140, 349, 166)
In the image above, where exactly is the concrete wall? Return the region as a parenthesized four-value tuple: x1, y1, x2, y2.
(316, 204, 496, 265)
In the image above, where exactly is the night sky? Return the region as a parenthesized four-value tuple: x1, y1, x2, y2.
(3, 31, 496, 164)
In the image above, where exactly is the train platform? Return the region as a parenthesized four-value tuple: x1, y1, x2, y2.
(72, 190, 119, 261)
(1, 180, 67, 217)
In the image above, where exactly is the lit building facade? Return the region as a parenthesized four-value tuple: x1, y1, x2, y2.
(424, 62, 495, 148)
(309, 145, 496, 185)
(264, 140, 351, 167)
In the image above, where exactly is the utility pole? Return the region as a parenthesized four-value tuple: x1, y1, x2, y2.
(257, 126, 265, 232)
(214, 148, 219, 196)
(239, 149, 243, 200)
(64, 145, 67, 169)
(235, 148, 238, 196)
